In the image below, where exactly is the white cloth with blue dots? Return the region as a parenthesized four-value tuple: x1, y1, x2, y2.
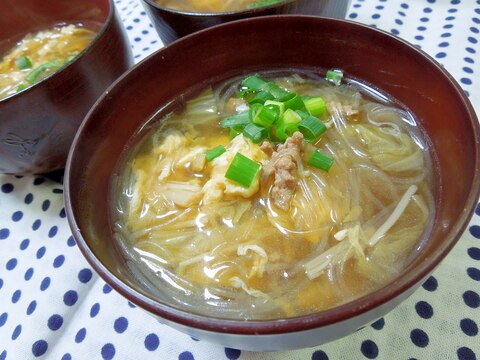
(1, 0, 479, 359)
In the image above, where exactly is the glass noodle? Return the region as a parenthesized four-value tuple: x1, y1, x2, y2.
(111, 70, 435, 320)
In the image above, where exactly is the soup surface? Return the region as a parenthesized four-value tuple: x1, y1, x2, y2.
(154, 0, 286, 12)
(112, 71, 434, 320)
(0, 24, 96, 100)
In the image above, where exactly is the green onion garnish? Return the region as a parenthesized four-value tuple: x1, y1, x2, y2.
(298, 116, 327, 142)
(246, 91, 274, 105)
(253, 104, 280, 127)
(280, 108, 302, 125)
(241, 76, 289, 99)
(279, 93, 306, 112)
(205, 145, 226, 162)
(25, 59, 62, 84)
(275, 122, 299, 141)
(225, 152, 261, 188)
(15, 56, 32, 70)
(326, 69, 344, 86)
(243, 123, 267, 143)
(304, 96, 327, 117)
(247, 0, 283, 9)
(308, 150, 334, 172)
(16, 83, 27, 92)
(220, 112, 250, 129)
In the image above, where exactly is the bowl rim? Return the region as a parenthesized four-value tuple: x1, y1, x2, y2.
(65, 14, 480, 335)
(0, 0, 116, 104)
(141, 0, 299, 16)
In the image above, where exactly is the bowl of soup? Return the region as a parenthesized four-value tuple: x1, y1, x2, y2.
(141, 0, 351, 45)
(0, 0, 133, 175)
(64, 16, 480, 351)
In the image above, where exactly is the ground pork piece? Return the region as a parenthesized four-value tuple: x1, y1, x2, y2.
(260, 140, 275, 157)
(263, 132, 304, 211)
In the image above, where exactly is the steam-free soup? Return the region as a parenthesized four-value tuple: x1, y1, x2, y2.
(0, 24, 96, 100)
(112, 71, 434, 320)
(155, 0, 285, 13)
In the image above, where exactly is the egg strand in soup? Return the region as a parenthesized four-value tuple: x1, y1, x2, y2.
(154, 0, 285, 12)
(112, 70, 434, 320)
(0, 24, 96, 100)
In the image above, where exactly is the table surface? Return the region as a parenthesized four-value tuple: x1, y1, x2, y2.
(1, 0, 479, 359)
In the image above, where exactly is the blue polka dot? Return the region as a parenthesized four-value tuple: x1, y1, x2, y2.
(32, 339, 48, 357)
(61, 354, 72, 360)
(53, 255, 65, 268)
(436, 52, 447, 58)
(460, 318, 478, 336)
(0, 312, 8, 326)
(468, 247, 480, 260)
(410, 328, 429, 347)
(114, 317, 128, 333)
(467, 267, 480, 281)
(12, 324, 22, 340)
(103, 284, 112, 294)
(24, 267, 34, 281)
(225, 348, 241, 359)
(42, 200, 50, 211)
(101, 343, 116, 360)
(465, 57, 475, 64)
(36, 246, 46, 259)
(179, 351, 195, 360)
(0, 351, 6, 360)
(466, 47, 476, 54)
(48, 226, 58, 238)
(47, 314, 63, 331)
(457, 346, 476, 360)
(59, 208, 66, 218)
(1, 183, 14, 193)
(127, 301, 136, 308)
(420, 17, 430, 22)
(470, 225, 480, 238)
(27, 300, 37, 315)
(25, 193, 33, 204)
(126, 25, 133, 30)
(463, 290, 480, 308)
(32, 219, 41, 231)
(75, 328, 87, 343)
(312, 350, 329, 360)
(67, 236, 76, 247)
(415, 35, 424, 41)
(0, 228, 10, 240)
(415, 301, 433, 319)
(461, 78, 473, 85)
(6, 258, 18, 270)
(12, 289, 21, 303)
(78, 268, 93, 283)
(144, 333, 160, 351)
(90, 303, 100, 318)
(371, 318, 385, 330)
(423, 7, 432, 13)
(33, 177, 45, 185)
(20, 238, 30, 250)
(422, 276, 438, 291)
(133, 18, 140, 23)
(0, 278, 3, 289)
(438, 41, 449, 47)
(63, 290, 78, 306)
(360, 340, 379, 359)
(40, 277, 51, 291)
(12, 211, 23, 222)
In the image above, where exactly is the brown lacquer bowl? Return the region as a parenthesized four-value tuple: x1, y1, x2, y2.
(0, 0, 133, 175)
(141, 0, 351, 45)
(65, 16, 480, 351)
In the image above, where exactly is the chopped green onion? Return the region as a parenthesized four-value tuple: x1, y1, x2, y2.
(25, 59, 62, 84)
(263, 82, 289, 99)
(205, 145, 226, 162)
(243, 123, 267, 143)
(304, 96, 327, 117)
(246, 91, 274, 105)
(225, 152, 261, 188)
(275, 122, 299, 141)
(65, 53, 78, 63)
(326, 69, 344, 86)
(241, 76, 289, 99)
(308, 150, 334, 172)
(247, 0, 283, 9)
(16, 83, 27, 92)
(264, 100, 285, 116)
(280, 108, 302, 125)
(15, 56, 32, 70)
(298, 116, 327, 142)
(230, 128, 241, 139)
(220, 112, 250, 129)
(253, 104, 280, 127)
(279, 93, 306, 112)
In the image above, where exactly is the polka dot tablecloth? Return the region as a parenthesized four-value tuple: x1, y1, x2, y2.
(1, 0, 479, 359)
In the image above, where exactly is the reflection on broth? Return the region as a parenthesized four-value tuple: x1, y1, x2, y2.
(112, 71, 434, 320)
(0, 24, 96, 100)
(154, 0, 286, 13)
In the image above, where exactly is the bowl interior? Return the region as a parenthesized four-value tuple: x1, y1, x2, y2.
(66, 16, 479, 335)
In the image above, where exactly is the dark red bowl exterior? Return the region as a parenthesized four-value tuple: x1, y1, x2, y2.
(0, 0, 133, 175)
(141, 0, 350, 44)
(65, 16, 480, 351)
